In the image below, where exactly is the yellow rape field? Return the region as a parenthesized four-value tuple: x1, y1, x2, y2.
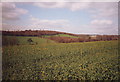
(2, 37, 119, 80)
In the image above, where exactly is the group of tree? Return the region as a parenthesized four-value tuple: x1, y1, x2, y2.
(2, 30, 87, 37)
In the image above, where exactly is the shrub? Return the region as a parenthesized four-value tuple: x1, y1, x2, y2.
(27, 38, 33, 44)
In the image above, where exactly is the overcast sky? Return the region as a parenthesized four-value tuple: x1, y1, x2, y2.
(2, 2, 118, 35)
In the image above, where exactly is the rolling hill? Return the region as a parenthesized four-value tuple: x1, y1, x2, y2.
(2, 30, 119, 44)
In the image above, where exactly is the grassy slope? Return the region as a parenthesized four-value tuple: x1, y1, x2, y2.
(2, 40, 119, 80)
(42, 34, 78, 38)
(3, 36, 55, 45)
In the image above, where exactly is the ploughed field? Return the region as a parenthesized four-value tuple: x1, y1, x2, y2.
(2, 36, 119, 80)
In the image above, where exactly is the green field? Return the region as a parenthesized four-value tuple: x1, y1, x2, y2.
(3, 36, 55, 45)
(42, 34, 78, 38)
(2, 36, 119, 80)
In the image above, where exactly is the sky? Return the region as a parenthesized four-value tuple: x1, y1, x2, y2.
(1, 2, 118, 35)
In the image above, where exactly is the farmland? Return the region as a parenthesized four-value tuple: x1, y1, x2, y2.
(42, 34, 78, 38)
(2, 30, 119, 43)
(2, 36, 119, 80)
(2, 36, 55, 45)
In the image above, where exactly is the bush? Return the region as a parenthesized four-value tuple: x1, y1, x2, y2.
(27, 38, 33, 44)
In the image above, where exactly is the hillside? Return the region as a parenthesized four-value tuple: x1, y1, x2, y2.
(2, 36, 55, 46)
(42, 34, 78, 38)
(2, 30, 119, 43)
(2, 30, 80, 37)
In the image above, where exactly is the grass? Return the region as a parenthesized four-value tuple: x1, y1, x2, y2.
(2, 36, 119, 80)
(42, 34, 78, 38)
(3, 36, 55, 45)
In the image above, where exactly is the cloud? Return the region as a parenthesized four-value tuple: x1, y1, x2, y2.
(73, 24, 118, 35)
(69, 2, 90, 11)
(2, 2, 118, 35)
(33, 2, 90, 11)
(34, 2, 65, 8)
(33, 2, 118, 13)
(2, 3, 28, 21)
(33, 2, 118, 20)
(91, 19, 113, 25)
(2, 15, 71, 31)
(2, 23, 23, 31)
(89, 2, 118, 19)
(2, 15, 70, 31)
(76, 19, 117, 35)
(28, 15, 70, 30)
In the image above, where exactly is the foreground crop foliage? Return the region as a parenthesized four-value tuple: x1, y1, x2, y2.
(2, 37, 119, 80)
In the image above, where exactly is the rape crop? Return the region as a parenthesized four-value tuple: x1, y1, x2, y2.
(2, 39, 119, 80)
